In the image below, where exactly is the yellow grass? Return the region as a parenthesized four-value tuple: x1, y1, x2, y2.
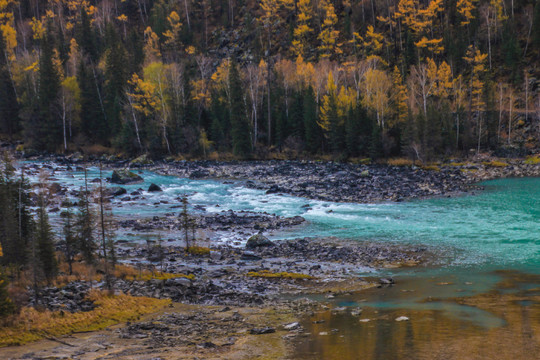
(246, 270, 313, 279)
(524, 155, 540, 165)
(0, 290, 170, 347)
(482, 160, 508, 167)
(54, 261, 193, 286)
(387, 158, 414, 166)
(186, 246, 211, 256)
(421, 164, 440, 171)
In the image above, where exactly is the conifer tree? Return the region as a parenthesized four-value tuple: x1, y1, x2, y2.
(229, 60, 251, 157)
(61, 199, 76, 275)
(35, 173, 57, 284)
(32, 28, 61, 152)
(0, 244, 15, 316)
(104, 25, 128, 136)
(78, 60, 106, 143)
(76, 167, 96, 264)
(0, 34, 19, 138)
(303, 86, 320, 153)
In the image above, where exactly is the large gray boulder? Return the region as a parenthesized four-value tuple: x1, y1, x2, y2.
(111, 169, 144, 184)
(246, 234, 274, 249)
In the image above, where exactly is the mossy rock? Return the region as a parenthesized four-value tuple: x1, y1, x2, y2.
(130, 154, 154, 167)
(246, 234, 273, 249)
(111, 170, 144, 184)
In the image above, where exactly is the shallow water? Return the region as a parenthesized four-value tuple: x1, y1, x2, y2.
(24, 163, 540, 358)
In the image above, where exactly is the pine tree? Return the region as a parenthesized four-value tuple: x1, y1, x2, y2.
(78, 60, 106, 143)
(0, 244, 15, 316)
(76, 168, 96, 264)
(534, 0, 540, 56)
(229, 60, 251, 157)
(104, 25, 128, 136)
(0, 155, 32, 268)
(303, 86, 320, 153)
(35, 174, 57, 284)
(61, 199, 76, 275)
(31, 29, 61, 152)
(0, 34, 19, 138)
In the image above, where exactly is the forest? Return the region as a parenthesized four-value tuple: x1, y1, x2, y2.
(0, 0, 539, 160)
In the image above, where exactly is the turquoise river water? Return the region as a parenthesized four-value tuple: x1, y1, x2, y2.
(30, 164, 540, 359)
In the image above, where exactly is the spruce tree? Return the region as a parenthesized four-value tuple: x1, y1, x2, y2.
(33, 29, 61, 152)
(104, 25, 128, 136)
(303, 86, 320, 154)
(61, 200, 76, 275)
(78, 60, 106, 143)
(229, 60, 251, 157)
(0, 35, 20, 138)
(35, 176, 58, 284)
(76, 168, 96, 264)
(0, 244, 15, 316)
(533, 0, 540, 56)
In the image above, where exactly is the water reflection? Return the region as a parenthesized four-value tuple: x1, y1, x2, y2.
(293, 271, 540, 359)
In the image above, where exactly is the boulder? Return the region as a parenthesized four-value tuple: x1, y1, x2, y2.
(110, 187, 127, 197)
(111, 169, 143, 184)
(246, 234, 273, 249)
(130, 154, 154, 167)
(250, 327, 275, 335)
(148, 183, 162, 192)
(240, 251, 262, 261)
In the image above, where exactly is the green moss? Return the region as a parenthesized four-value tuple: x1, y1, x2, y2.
(246, 270, 313, 279)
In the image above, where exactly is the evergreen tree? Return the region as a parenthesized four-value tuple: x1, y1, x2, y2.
(76, 168, 96, 264)
(78, 60, 106, 143)
(303, 86, 320, 154)
(369, 124, 384, 160)
(31, 29, 61, 152)
(533, 0, 540, 56)
(0, 155, 32, 268)
(76, 8, 97, 61)
(229, 60, 251, 157)
(0, 35, 20, 138)
(104, 26, 128, 136)
(35, 177, 58, 283)
(0, 244, 15, 316)
(61, 200, 76, 275)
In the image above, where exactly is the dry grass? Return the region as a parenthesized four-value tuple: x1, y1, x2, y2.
(246, 270, 313, 279)
(0, 290, 170, 347)
(482, 160, 509, 167)
(387, 158, 415, 167)
(54, 260, 193, 286)
(186, 246, 211, 256)
(421, 164, 441, 171)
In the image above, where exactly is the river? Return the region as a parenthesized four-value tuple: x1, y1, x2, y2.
(26, 162, 540, 359)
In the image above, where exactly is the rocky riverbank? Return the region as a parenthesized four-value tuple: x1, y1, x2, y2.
(153, 160, 472, 203)
(3, 237, 430, 359)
